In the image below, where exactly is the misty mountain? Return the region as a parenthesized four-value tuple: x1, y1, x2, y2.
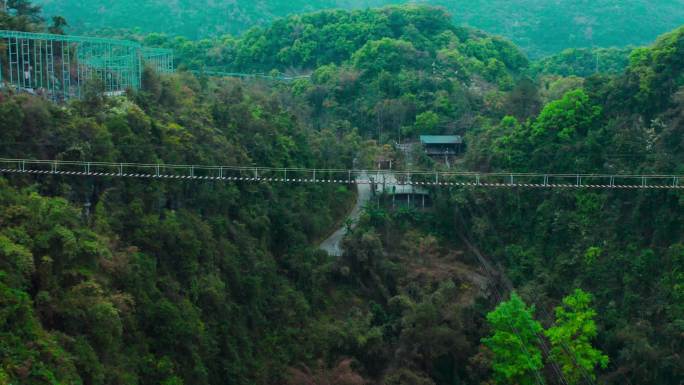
(35, 0, 684, 57)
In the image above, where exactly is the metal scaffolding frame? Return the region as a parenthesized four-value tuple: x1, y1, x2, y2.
(0, 30, 174, 101)
(143, 48, 174, 74)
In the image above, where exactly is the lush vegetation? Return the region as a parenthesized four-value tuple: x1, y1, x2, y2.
(1, 2, 684, 385)
(130, 6, 529, 143)
(0, 71, 372, 384)
(35, 0, 684, 57)
(226, 6, 527, 142)
(531, 47, 632, 77)
(0, 0, 65, 33)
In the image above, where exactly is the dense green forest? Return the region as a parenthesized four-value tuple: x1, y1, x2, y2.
(0, 55, 364, 385)
(133, 6, 529, 142)
(35, 0, 684, 57)
(1, 2, 684, 385)
(530, 48, 633, 78)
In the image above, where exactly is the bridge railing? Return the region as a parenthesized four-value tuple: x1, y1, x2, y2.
(0, 158, 681, 189)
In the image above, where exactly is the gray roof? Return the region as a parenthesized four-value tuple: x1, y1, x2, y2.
(420, 135, 463, 145)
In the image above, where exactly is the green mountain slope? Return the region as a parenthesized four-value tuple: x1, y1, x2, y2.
(35, 0, 684, 56)
(2, 2, 684, 385)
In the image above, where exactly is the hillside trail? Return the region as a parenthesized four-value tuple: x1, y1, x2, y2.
(319, 171, 371, 256)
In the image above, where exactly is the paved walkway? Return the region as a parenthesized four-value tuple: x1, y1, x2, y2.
(319, 172, 371, 256)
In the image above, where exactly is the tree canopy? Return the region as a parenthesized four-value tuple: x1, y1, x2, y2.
(1, 2, 684, 385)
(482, 293, 544, 385)
(545, 289, 609, 384)
(35, 0, 684, 57)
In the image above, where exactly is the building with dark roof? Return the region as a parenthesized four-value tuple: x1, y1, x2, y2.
(420, 135, 464, 156)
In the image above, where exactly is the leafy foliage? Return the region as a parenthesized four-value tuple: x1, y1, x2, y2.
(611, 26, 684, 119)
(545, 289, 609, 384)
(2, 3, 684, 385)
(136, 5, 527, 144)
(0, 0, 43, 30)
(35, 0, 684, 57)
(482, 293, 543, 385)
(0, 69, 363, 385)
(531, 47, 632, 77)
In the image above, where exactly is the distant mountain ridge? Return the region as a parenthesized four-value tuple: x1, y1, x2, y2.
(35, 0, 684, 57)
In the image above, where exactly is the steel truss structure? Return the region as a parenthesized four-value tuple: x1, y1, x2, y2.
(143, 48, 174, 74)
(1, 158, 682, 190)
(0, 30, 174, 101)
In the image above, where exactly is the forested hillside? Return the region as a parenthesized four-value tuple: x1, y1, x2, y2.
(1, 2, 684, 385)
(0, 70, 372, 384)
(139, 6, 529, 143)
(35, 0, 684, 57)
(531, 47, 633, 77)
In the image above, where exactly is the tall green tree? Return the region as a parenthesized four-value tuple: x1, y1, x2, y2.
(482, 293, 544, 385)
(531, 89, 601, 141)
(7, 0, 41, 19)
(545, 289, 608, 385)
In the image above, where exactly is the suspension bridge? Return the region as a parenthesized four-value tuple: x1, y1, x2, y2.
(1, 158, 682, 190)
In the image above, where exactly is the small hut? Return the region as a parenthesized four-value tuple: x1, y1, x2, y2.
(420, 135, 463, 156)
